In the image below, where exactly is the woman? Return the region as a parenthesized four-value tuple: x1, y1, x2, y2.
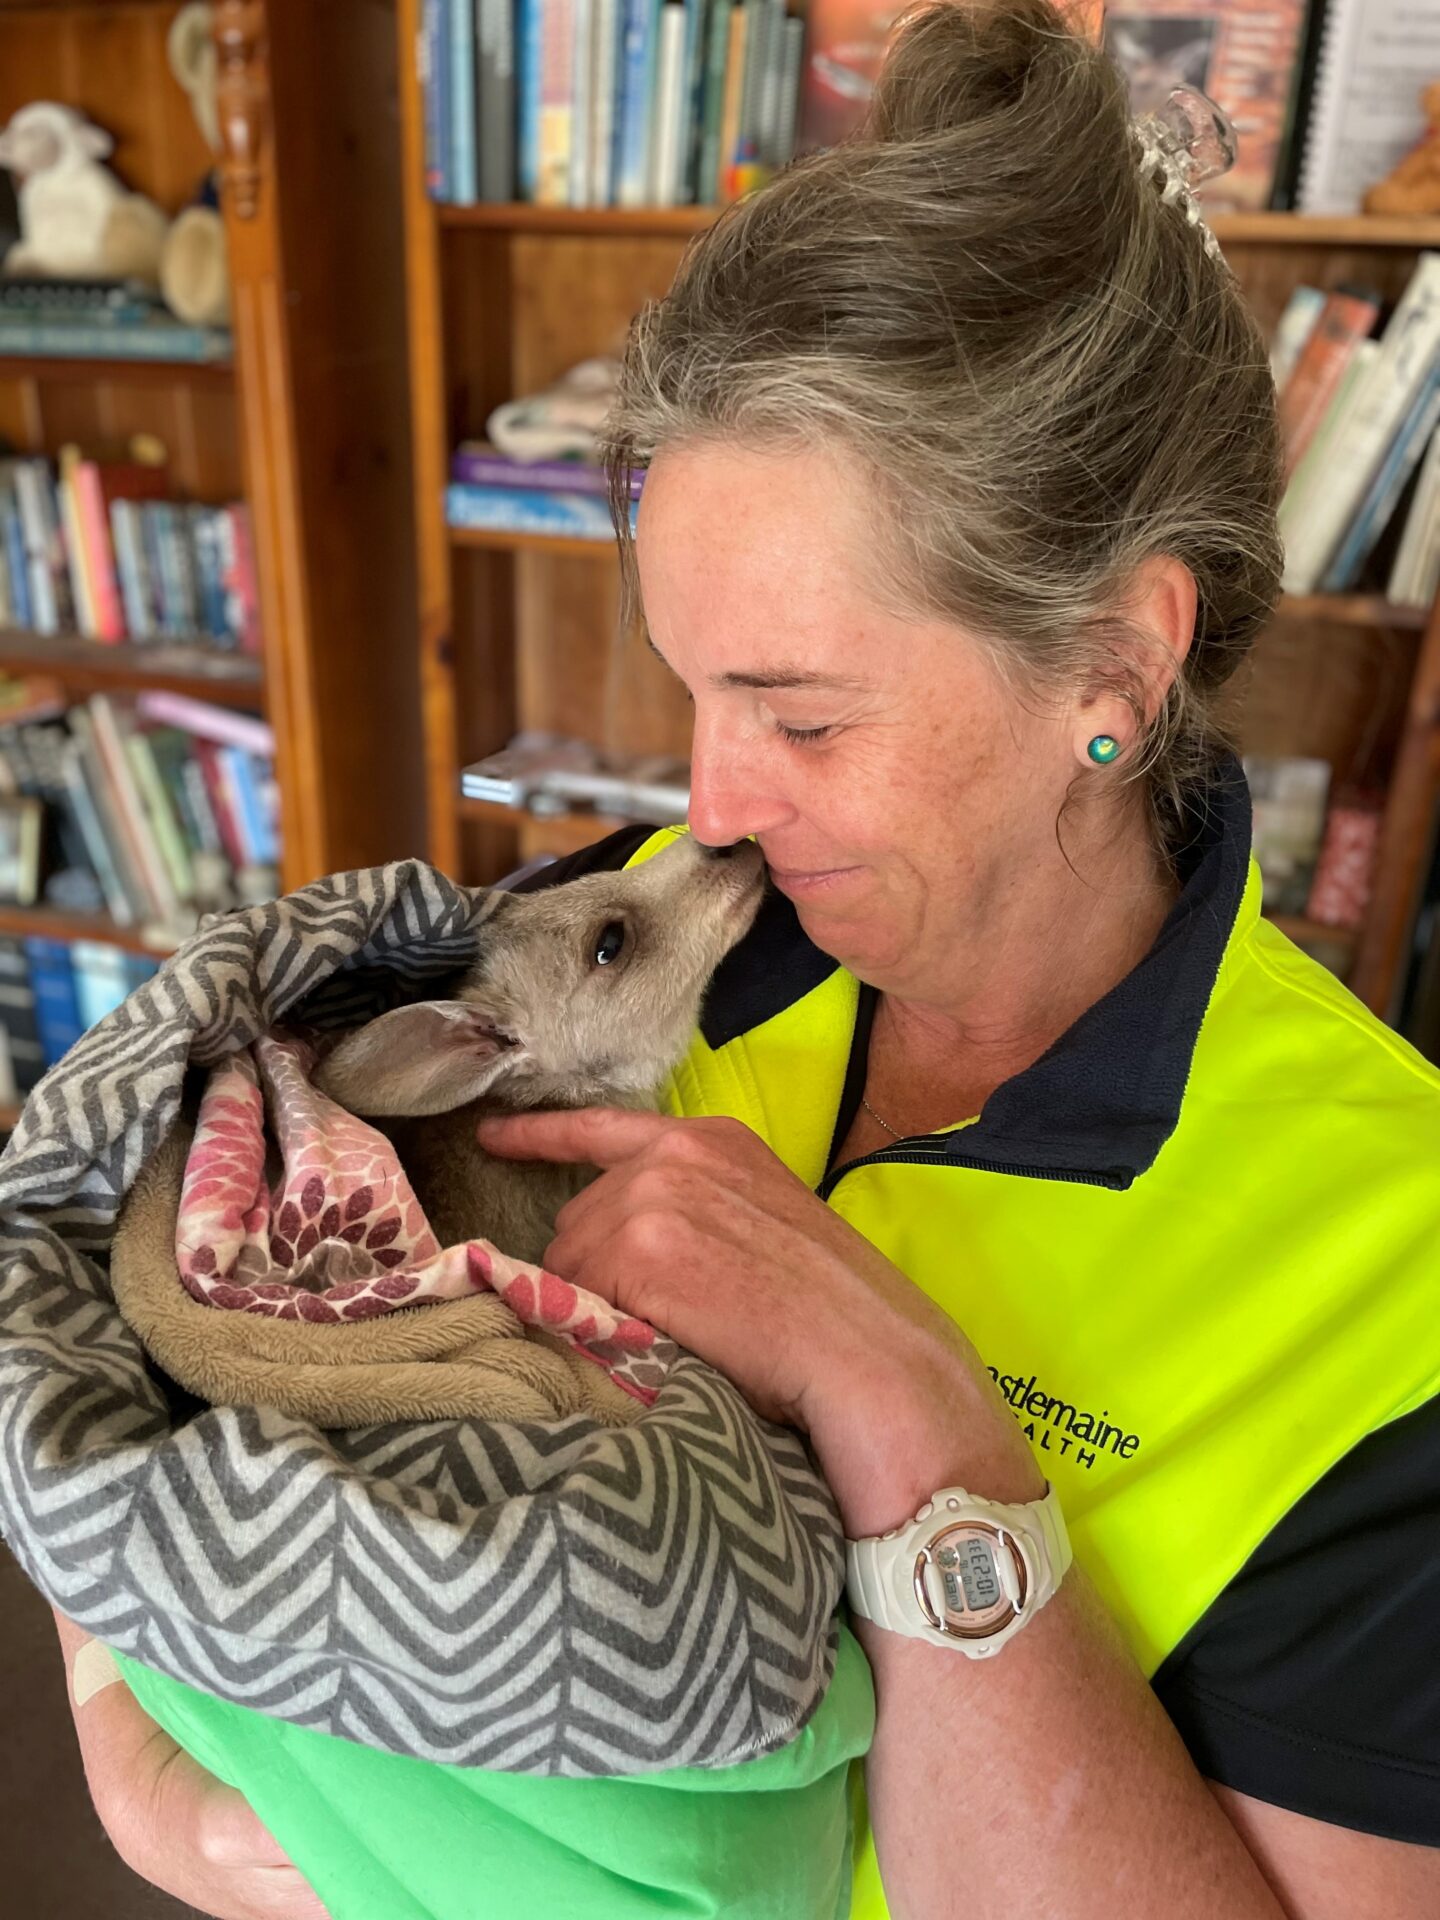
(60, 3, 1438, 1915)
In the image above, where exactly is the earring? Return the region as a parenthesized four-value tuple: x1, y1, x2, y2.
(1087, 735, 1121, 765)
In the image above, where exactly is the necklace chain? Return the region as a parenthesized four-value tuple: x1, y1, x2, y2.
(861, 1093, 903, 1140)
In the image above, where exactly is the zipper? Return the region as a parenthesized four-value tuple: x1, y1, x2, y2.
(816, 1139, 1126, 1203)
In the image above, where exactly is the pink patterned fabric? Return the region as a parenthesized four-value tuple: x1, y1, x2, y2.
(175, 1032, 675, 1405)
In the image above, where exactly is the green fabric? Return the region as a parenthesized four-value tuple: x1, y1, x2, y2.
(115, 1622, 874, 1920)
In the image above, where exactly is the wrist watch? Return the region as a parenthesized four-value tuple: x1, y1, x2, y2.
(845, 1482, 1072, 1657)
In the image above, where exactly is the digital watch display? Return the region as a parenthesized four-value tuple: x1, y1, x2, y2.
(913, 1519, 1027, 1639)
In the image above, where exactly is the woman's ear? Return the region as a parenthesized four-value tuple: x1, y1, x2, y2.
(312, 1000, 526, 1116)
(1123, 553, 1197, 720)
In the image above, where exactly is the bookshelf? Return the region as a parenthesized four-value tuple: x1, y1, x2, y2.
(396, 0, 1440, 1023)
(0, 0, 425, 899)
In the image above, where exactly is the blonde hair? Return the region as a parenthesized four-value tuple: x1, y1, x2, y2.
(605, 0, 1283, 852)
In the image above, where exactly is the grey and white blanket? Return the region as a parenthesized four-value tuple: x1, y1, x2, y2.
(0, 862, 844, 1774)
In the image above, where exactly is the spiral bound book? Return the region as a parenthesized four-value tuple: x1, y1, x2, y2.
(1297, 0, 1440, 216)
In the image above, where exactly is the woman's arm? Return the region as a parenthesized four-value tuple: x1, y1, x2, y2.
(51, 1610, 329, 1920)
(481, 1105, 1440, 1920)
(825, 1386, 1439, 1920)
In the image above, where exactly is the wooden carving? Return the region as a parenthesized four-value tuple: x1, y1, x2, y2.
(214, 0, 268, 221)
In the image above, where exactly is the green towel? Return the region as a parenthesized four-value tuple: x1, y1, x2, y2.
(116, 1623, 875, 1920)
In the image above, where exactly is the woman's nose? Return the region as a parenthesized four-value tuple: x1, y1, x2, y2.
(687, 735, 791, 847)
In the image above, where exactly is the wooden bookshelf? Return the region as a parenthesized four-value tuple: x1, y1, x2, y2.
(0, 902, 176, 957)
(0, 0, 424, 897)
(0, 628, 263, 706)
(399, 15, 1440, 1021)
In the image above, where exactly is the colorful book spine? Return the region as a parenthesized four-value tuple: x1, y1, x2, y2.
(698, 0, 733, 205)
(615, 0, 659, 206)
(132, 690, 274, 758)
(450, 0, 480, 203)
(537, 0, 578, 204)
(56, 461, 97, 638)
(73, 461, 126, 642)
(589, 0, 621, 205)
(570, 0, 595, 204)
(478, 0, 517, 200)
(450, 444, 642, 493)
(1277, 285, 1382, 478)
(651, 2, 688, 205)
(0, 319, 230, 362)
(22, 936, 84, 1068)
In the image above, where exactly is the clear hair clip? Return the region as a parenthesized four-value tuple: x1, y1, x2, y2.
(1133, 84, 1237, 262)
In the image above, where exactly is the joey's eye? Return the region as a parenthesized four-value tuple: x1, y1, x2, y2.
(593, 921, 626, 967)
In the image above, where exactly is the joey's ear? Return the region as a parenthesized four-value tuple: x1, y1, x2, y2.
(311, 1000, 524, 1116)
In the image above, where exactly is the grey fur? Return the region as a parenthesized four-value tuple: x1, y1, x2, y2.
(313, 835, 764, 1264)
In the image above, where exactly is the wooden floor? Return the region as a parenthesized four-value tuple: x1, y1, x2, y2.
(0, 1544, 202, 1919)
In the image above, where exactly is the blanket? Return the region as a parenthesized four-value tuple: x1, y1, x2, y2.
(0, 862, 845, 1774)
(106, 1025, 670, 1428)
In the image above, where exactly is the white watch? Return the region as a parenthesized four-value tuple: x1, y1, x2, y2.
(845, 1482, 1072, 1657)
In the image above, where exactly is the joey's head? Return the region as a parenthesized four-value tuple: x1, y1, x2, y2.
(313, 834, 764, 1117)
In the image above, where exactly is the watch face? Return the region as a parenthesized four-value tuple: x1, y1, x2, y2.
(914, 1521, 1026, 1639)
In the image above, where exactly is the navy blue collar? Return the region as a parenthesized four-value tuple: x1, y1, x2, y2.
(710, 756, 1253, 1192)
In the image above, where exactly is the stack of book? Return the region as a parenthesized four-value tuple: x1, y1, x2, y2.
(1273, 254, 1440, 604)
(0, 933, 161, 1103)
(0, 276, 231, 365)
(0, 685, 280, 945)
(1246, 752, 1382, 941)
(422, 0, 805, 208)
(0, 453, 260, 651)
(446, 441, 641, 536)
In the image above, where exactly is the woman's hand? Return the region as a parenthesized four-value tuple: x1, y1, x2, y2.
(52, 1610, 329, 1920)
(478, 1108, 1044, 1522)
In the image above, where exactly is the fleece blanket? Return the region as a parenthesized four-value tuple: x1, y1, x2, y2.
(0, 862, 845, 1774)
(106, 1025, 668, 1428)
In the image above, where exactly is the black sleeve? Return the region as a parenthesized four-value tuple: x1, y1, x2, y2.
(1151, 1391, 1440, 1844)
(501, 824, 654, 893)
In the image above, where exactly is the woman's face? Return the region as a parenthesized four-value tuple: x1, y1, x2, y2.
(635, 441, 1090, 996)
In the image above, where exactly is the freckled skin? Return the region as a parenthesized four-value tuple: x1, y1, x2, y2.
(635, 440, 1194, 1124)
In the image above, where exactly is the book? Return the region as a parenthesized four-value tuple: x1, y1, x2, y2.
(1297, 0, 1440, 216)
(570, 0, 596, 203)
(615, 0, 660, 207)
(1103, 3, 1312, 212)
(1321, 361, 1440, 593)
(22, 936, 85, 1068)
(446, 480, 616, 537)
(72, 462, 127, 643)
(588, 0, 622, 205)
(698, 0, 732, 203)
(479, 0, 518, 200)
(421, 0, 447, 194)
(132, 691, 273, 758)
(451, 440, 642, 494)
(1276, 285, 1381, 478)
(60, 733, 139, 925)
(1283, 254, 1440, 593)
(517, 0, 543, 200)
(56, 457, 98, 638)
(450, 0, 480, 203)
(1387, 422, 1440, 607)
(1278, 338, 1379, 574)
(70, 939, 132, 1031)
(651, 4, 689, 205)
(0, 313, 232, 363)
(85, 694, 181, 927)
(1270, 284, 1325, 395)
(0, 936, 44, 1095)
(537, 0, 579, 203)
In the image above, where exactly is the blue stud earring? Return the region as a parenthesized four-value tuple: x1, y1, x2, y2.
(1087, 734, 1121, 765)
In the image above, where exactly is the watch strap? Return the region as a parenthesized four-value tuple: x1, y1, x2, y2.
(845, 1482, 1071, 1643)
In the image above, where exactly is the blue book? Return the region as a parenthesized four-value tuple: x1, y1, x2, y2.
(516, 0, 543, 200)
(222, 748, 279, 866)
(432, 0, 455, 200)
(0, 492, 32, 629)
(615, 0, 660, 206)
(446, 481, 621, 538)
(22, 937, 85, 1067)
(0, 317, 231, 363)
(450, 0, 479, 203)
(1322, 358, 1440, 593)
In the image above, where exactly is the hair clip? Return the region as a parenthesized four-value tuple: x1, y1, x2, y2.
(1133, 84, 1237, 262)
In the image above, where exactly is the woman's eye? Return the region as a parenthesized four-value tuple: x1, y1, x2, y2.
(593, 921, 626, 966)
(776, 722, 834, 746)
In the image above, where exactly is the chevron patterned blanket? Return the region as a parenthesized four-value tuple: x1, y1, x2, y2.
(0, 862, 845, 1774)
